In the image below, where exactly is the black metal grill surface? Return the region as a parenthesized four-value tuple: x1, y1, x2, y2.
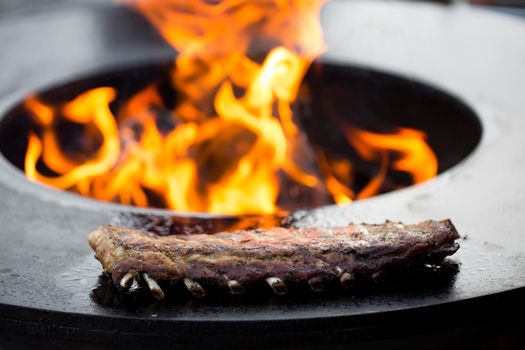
(0, 1, 525, 349)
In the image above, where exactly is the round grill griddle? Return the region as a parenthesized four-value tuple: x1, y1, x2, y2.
(1, 1, 525, 348)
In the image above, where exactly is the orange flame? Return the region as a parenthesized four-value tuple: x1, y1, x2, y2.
(318, 125, 438, 203)
(348, 126, 438, 185)
(23, 0, 438, 215)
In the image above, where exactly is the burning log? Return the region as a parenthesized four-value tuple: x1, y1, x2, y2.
(88, 219, 460, 300)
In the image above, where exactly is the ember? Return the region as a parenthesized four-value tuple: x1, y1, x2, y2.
(22, 0, 437, 215)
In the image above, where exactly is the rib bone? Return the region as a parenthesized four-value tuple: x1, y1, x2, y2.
(308, 277, 324, 292)
(119, 272, 135, 289)
(184, 278, 206, 298)
(371, 270, 384, 282)
(335, 266, 344, 277)
(223, 275, 245, 295)
(142, 273, 164, 300)
(266, 277, 287, 295)
(339, 272, 356, 288)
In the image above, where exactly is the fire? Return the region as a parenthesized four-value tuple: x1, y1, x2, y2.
(347, 126, 438, 185)
(23, 0, 438, 215)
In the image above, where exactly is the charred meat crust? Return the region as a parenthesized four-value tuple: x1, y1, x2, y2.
(88, 220, 460, 297)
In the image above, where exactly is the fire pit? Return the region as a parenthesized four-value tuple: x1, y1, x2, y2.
(0, 61, 481, 215)
(0, 0, 474, 217)
(0, 1, 524, 349)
